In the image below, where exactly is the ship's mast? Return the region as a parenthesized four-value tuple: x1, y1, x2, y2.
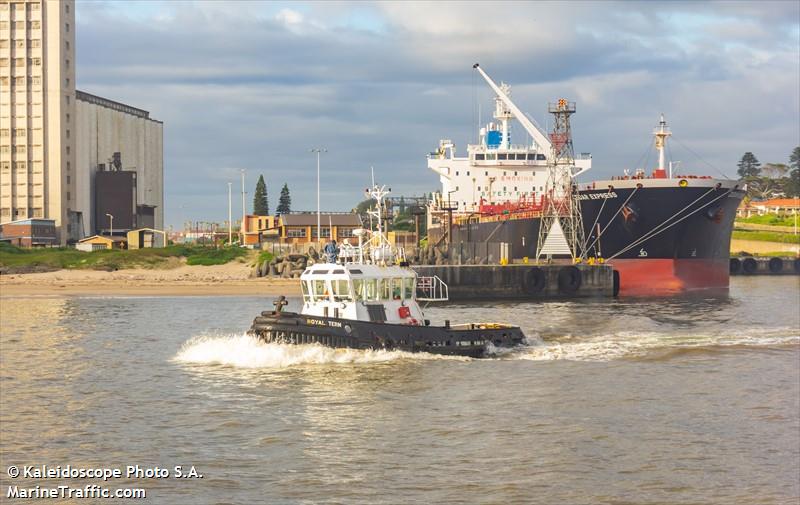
(536, 99, 585, 263)
(654, 113, 672, 175)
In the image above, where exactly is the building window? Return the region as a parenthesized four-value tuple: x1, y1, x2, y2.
(14, 161, 26, 170)
(66, 161, 70, 172)
(0, 77, 8, 86)
(15, 128, 25, 137)
(0, 129, 9, 137)
(65, 23, 70, 32)
(286, 228, 306, 238)
(14, 76, 24, 85)
(31, 57, 41, 66)
(30, 21, 41, 29)
(65, 78, 70, 87)
(65, 41, 70, 51)
(67, 192, 71, 201)
(65, 146, 70, 155)
(0, 22, 7, 30)
(0, 162, 9, 171)
(1, 146, 10, 154)
(66, 113, 70, 123)
(31, 76, 40, 85)
(66, 129, 69, 139)
(31, 39, 40, 48)
(31, 2, 40, 9)
(65, 59, 70, 69)
(0, 58, 8, 67)
(14, 21, 24, 30)
(13, 145, 26, 154)
(66, 4, 70, 13)
(15, 58, 25, 67)
(65, 95, 70, 104)
(0, 209, 9, 218)
(0, 40, 7, 49)
(66, 175, 70, 184)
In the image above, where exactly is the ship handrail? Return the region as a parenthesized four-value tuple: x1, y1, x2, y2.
(417, 275, 449, 302)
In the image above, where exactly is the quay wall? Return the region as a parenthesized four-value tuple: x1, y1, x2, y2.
(412, 264, 615, 301)
(730, 256, 800, 276)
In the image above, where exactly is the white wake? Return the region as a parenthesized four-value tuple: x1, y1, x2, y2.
(173, 333, 469, 369)
(511, 327, 800, 362)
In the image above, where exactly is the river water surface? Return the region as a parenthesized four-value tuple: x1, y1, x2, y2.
(1, 276, 798, 504)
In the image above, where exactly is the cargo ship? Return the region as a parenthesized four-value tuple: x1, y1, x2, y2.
(426, 64, 745, 295)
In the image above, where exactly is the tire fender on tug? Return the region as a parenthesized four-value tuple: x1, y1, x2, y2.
(557, 266, 582, 294)
(729, 258, 741, 274)
(742, 257, 758, 274)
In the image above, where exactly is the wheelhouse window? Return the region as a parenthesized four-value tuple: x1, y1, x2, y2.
(332, 279, 351, 302)
(313, 279, 327, 300)
(301, 281, 313, 302)
(391, 278, 403, 300)
(404, 278, 414, 299)
(352, 278, 365, 301)
(365, 279, 379, 301)
(380, 279, 391, 300)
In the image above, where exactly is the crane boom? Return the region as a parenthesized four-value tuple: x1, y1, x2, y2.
(473, 63, 552, 153)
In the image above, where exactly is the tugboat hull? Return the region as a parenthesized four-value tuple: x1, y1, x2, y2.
(249, 311, 526, 358)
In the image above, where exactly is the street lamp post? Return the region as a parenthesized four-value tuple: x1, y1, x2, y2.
(240, 169, 246, 243)
(228, 182, 233, 245)
(310, 148, 327, 244)
(105, 213, 114, 237)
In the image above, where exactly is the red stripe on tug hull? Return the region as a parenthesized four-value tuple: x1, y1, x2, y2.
(610, 258, 730, 295)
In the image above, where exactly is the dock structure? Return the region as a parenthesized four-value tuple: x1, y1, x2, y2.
(730, 256, 800, 276)
(412, 264, 615, 301)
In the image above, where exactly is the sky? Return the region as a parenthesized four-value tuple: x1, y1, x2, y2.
(74, 0, 800, 228)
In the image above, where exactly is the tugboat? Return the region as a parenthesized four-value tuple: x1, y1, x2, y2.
(248, 184, 526, 358)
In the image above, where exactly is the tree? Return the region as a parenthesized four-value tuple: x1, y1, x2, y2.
(745, 175, 784, 201)
(790, 146, 800, 170)
(276, 183, 291, 215)
(786, 146, 800, 197)
(253, 174, 268, 215)
(737, 152, 761, 178)
(762, 163, 789, 179)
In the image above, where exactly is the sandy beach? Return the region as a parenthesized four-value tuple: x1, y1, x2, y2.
(0, 262, 301, 297)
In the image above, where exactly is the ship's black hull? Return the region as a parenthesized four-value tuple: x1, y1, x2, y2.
(249, 311, 526, 358)
(435, 184, 745, 294)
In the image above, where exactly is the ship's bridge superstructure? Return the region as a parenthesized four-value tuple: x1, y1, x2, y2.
(428, 64, 592, 215)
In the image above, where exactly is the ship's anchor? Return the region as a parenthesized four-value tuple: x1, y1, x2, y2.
(273, 296, 288, 314)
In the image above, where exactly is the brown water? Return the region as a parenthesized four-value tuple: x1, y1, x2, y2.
(1, 276, 798, 504)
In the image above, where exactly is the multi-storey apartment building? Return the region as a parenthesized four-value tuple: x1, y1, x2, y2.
(0, 0, 77, 244)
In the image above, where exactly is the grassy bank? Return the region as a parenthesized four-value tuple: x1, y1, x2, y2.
(736, 215, 798, 227)
(731, 230, 800, 245)
(0, 243, 248, 272)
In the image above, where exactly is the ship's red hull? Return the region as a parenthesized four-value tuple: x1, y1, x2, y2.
(610, 258, 730, 295)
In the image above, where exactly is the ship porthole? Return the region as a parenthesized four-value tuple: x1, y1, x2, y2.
(344, 324, 352, 334)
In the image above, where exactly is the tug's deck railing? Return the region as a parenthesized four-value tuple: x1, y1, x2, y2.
(417, 275, 449, 302)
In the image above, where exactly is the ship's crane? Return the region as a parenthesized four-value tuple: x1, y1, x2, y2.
(473, 63, 552, 153)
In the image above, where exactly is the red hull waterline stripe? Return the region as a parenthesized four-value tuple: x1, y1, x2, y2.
(610, 258, 730, 295)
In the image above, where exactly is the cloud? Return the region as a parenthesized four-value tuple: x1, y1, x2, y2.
(74, 0, 800, 226)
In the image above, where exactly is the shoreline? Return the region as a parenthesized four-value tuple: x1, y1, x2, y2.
(0, 264, 301, 297)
